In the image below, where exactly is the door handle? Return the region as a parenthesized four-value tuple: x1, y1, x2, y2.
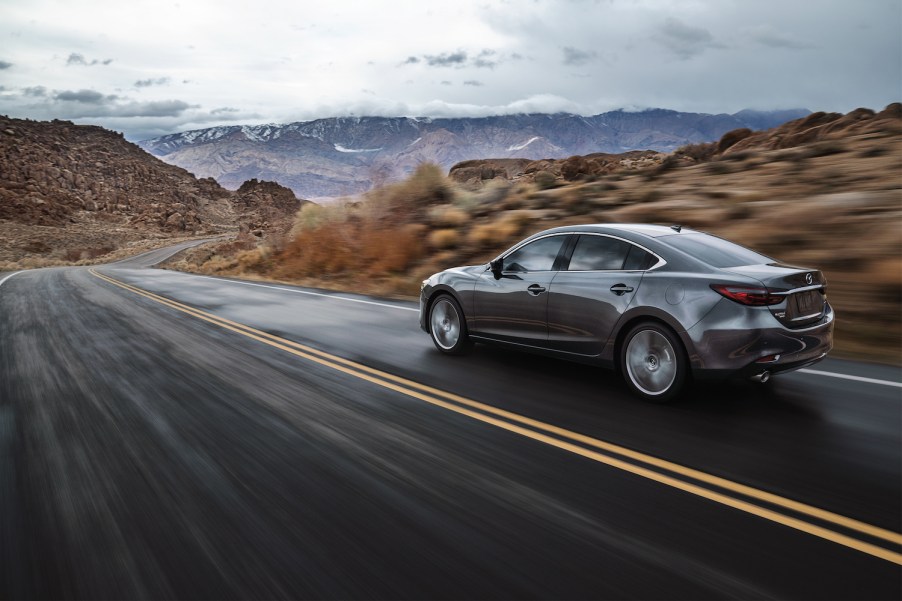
(527, 284, 547, 296)
(610, 284, 634, 296)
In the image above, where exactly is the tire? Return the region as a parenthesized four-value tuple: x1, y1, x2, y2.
(428, 295, 473, 355)
(620, 322, 687, 403)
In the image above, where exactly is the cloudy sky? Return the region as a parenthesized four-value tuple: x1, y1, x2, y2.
(1, 0, 899, 141)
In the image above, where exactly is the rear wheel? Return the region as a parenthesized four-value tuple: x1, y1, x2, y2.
(620, 322, 687, 403)
(429, 295, 472, 355)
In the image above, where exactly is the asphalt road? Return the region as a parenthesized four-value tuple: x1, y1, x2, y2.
(1, 242, 900, 599)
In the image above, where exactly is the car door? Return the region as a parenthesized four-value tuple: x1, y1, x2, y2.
(546, 235, 655, 356)
(472, 234, 571, 346)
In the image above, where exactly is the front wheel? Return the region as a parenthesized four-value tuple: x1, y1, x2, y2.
(620, 322, 687, 403)
(428, 295, 473, 355)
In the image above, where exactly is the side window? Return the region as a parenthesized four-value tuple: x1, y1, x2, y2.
(504, 236, 566, 272)
(623, 244, 658, 270)
(568, 236, 630, 271)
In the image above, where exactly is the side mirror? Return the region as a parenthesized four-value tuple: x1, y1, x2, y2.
(490, 258, 503, 280)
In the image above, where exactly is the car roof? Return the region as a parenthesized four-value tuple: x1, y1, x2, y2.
(538, 223, 700, 239)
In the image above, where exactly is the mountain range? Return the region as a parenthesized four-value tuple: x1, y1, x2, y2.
(138, 108, 809, 200)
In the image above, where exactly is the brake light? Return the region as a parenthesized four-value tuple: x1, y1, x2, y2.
(711, 284, 784, 306)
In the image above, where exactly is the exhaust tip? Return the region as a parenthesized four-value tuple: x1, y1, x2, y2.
(751, 371, 771, 384)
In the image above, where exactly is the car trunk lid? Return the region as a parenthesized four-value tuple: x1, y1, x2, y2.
(725, 263, 828, 328)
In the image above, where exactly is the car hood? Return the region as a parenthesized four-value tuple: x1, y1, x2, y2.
(445, 264, 487, 276)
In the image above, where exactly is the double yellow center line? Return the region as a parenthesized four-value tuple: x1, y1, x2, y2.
(89, 268, 902, 565)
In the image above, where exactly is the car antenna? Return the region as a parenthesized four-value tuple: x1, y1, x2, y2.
(671, 224, 682, 232)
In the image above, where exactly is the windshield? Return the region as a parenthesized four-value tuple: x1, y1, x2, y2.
(661, 233, 774, 268)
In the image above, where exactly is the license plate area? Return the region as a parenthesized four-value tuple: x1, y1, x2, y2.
(790, 289, 824, 323)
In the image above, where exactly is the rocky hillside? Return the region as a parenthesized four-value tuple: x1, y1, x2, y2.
(233, 178, 309, 238)
(451, 105, 902, 188)
(167, 104, 901, 362)
(139, 109, 809, 200)
(0, 116, 304, 266)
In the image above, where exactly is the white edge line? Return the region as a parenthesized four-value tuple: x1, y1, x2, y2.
(0, 271, 23, 288)
(797, 369, 902, 389)
(166, 272, 420, 312)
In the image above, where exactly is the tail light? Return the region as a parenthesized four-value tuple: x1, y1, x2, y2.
(711, 284, 784, 306)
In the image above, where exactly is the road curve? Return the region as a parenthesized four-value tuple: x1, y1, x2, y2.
(1, 248, 899, 599)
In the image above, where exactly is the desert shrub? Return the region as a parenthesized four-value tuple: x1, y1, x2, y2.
(675, 141, 717, 162)
(801, 141, 847, 158)
(727, 204, 753, 220)
(289, 201, 353, 239)
(370, 163, 452, 212)
(64, 249, 83, 262)
(474, 178, 512, 205)
(360, 225, 424, 274)
(640, 188, 662, 203)
(467, 218, 522, 248)
(858, 146, 888, 158)
(428, 205, 469, 226)
(236, 246, 271, 272)
(59, 246, 113, 262)
(704, 161, 733, 175)
(588, 181, 620, 193)
(278, 222, 357, 277)
(18, 256, 62, 269)
(202, 255, 239, 273)
(718, 128, 753, 153)
(534, 171, 557, 190)
(649, 154, 682, 178)
(277, 219, 426, 279)
(561, 156, 589, 181)
(23, 240, 51, 254)
(428, 228, 459, 250)
(722, 150, 752, 162)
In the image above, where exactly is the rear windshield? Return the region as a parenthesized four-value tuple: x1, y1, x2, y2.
(661, 233, 773, 268)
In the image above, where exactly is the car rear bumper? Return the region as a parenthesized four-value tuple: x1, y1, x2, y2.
(685, 299, 834, 381)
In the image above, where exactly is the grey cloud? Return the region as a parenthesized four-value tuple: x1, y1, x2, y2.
(112, 100, 194, 118)
(47, 89, 194, 118)
(66, 52, 113, 66)
(745, 25, 814, 49)
(656, 17, 724, 59)
(66, 53, 87, 66)
(211, 107, 240, 114)
(0, 60, 12, 70)
(463, 80, 484, 86)
(55, 89, 111, 104)
(440, 81, 452, 86)
(562, 46, 597, 66)
(474, 49, 497, 69)
(406, 49, 516, 69)
(23, 86, 47, 97)
(424, 51, 468, 67)
(135, 77, 171, 88)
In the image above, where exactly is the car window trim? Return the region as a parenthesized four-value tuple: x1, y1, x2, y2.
(488, 232, 574, 274)
(563, 232, 667, 272)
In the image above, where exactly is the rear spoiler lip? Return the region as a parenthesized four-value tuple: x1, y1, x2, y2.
(769, 283, 826, 296)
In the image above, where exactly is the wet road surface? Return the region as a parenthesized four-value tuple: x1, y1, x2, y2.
(1, 242, 899, 599)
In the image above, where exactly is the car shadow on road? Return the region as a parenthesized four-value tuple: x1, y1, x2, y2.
(466, 343, 823, 422)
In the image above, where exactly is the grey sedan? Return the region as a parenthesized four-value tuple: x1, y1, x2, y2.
(419, 224, 834, 402)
